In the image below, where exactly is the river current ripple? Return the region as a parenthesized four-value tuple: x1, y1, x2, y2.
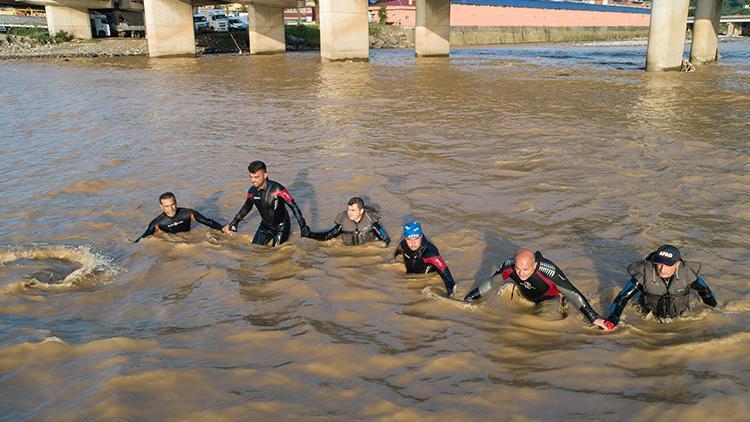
(1, 39, 749, 419)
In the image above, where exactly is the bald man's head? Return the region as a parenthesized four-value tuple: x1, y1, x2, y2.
(514, 248, 536, 281)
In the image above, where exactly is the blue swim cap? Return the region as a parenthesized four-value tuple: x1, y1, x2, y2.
(403, 221, 423, 239)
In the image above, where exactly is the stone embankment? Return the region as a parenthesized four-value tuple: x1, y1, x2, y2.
(0, 35, 147, 59)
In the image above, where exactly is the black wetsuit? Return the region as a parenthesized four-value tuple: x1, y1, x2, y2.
(606, 256, 717, 326)
(393, 237, 456, 296)
(464, 251, 601, 323)
(307, 208, 390, 246)
(135, 207, 223, 242)
(229, 179, 308, 246)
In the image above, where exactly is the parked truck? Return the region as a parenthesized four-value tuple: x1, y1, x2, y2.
(89, 10, 145, 37)
(112, 10, 145, 38)
(199, 9, 228, 32)
(193, 14, 209, 33)
(90, 12, 111, 37)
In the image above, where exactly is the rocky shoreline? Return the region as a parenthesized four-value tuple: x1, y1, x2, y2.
(0, 35, 148, 59)
(0, 28, 404, 59)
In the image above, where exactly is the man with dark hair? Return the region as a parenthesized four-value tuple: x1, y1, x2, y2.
(602, 244, 718, 330)
(464, 248, 612, 329)
(222, 161, 310, 246)
(134, 192, 224, 243)
(393, 221, 456, 297)
(304, 196, 390, 246)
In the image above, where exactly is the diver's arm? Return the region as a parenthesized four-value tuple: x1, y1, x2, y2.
(134, 218, 160, 243)
(372, 222, 391, 246)
(690, 278, 718, 307)
(306, 224, 342, 241)
(464, 270, 504, 302)
(190, 210, 224, 231)
(553, 276, 600, 324)
(423, 255, 456, 297)
(276, 190, 309, 234)
(227, 197, 254, 231)
(605, 278, 640, 326)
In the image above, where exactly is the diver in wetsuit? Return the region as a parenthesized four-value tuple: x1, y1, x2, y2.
(602, 244, 717, 331)
(134, 192, 224, 243)
(222, 161, 310, 247)
(464, 248, 612, 329)
(304, 197, 390, 246)
(393, 221, 456, 297)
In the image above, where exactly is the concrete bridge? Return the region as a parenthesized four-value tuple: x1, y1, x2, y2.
(647, 0, 741, 71)
(11, 0, 743, 69)
(688, 14, 750, 37)
(15, 0, 451, 60)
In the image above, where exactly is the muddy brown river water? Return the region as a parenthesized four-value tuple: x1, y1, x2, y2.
(1, 40, 750, 420)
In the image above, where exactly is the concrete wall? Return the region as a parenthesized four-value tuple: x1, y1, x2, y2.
(372, 25, 649, 47)
(451, 25, 649, 44)
(451, 5, 650, 27)
(368, 4, 651, 28)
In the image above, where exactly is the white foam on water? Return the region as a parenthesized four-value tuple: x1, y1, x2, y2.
(421, 285, 478, 311)
(0, 244, 120, 291)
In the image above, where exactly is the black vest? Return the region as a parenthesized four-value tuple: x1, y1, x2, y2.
(627, 258, 699, 319)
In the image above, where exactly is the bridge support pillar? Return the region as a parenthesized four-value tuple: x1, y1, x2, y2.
(727, 22, 737, 36)
(415, 0, 450, 57)
(645, 0, 690, 71)
(248, 5, 286, 54)
(319, 0, 369, 61)
(143, 0, 195, 57)
(690, 0, 723, 64)
(45, 5, 91, 39)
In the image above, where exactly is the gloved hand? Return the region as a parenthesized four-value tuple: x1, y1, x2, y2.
(300, 225, 311, 238)
(384, 237, 391, 247)
(593, 318, 616, 331)
(463, 287, 481, 302)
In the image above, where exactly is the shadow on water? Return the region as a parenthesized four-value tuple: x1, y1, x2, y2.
(572, 227, 642, 304)
(469, 230, 520, 289)
(194, 190, 226, 225)
(288, 168, 319, 227)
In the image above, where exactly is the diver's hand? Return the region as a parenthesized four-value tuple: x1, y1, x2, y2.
(594, 318, 616, 331)
(463, 287, 482, 302)
(222, 225, 237, 235)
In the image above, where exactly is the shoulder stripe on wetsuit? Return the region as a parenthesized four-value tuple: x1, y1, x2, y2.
(538, 261, 557, 279)
(424, 256, 447, 272)
(274, 189, 294, 202)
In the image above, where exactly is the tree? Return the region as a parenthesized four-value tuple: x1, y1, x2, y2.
(378, 6, 388, 24)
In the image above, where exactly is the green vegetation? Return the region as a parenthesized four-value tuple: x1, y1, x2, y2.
(286, 24, 320, 48)
(378, 6, 388, 24)
(369, 22, 383, 37)
(723, 0, 750, 14)
(9, 27, 73, 43)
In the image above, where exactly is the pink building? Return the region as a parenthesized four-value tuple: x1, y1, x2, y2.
(368, 0, 651, 28)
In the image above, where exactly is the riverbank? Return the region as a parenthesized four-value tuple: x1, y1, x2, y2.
(0, 25, 651, 59)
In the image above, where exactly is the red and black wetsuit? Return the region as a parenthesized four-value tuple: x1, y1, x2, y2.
(393, 237, 456, 296)
(135, 207, 223, 242)
(464, 251, 601, 323)
(229, 179, 308, 246)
